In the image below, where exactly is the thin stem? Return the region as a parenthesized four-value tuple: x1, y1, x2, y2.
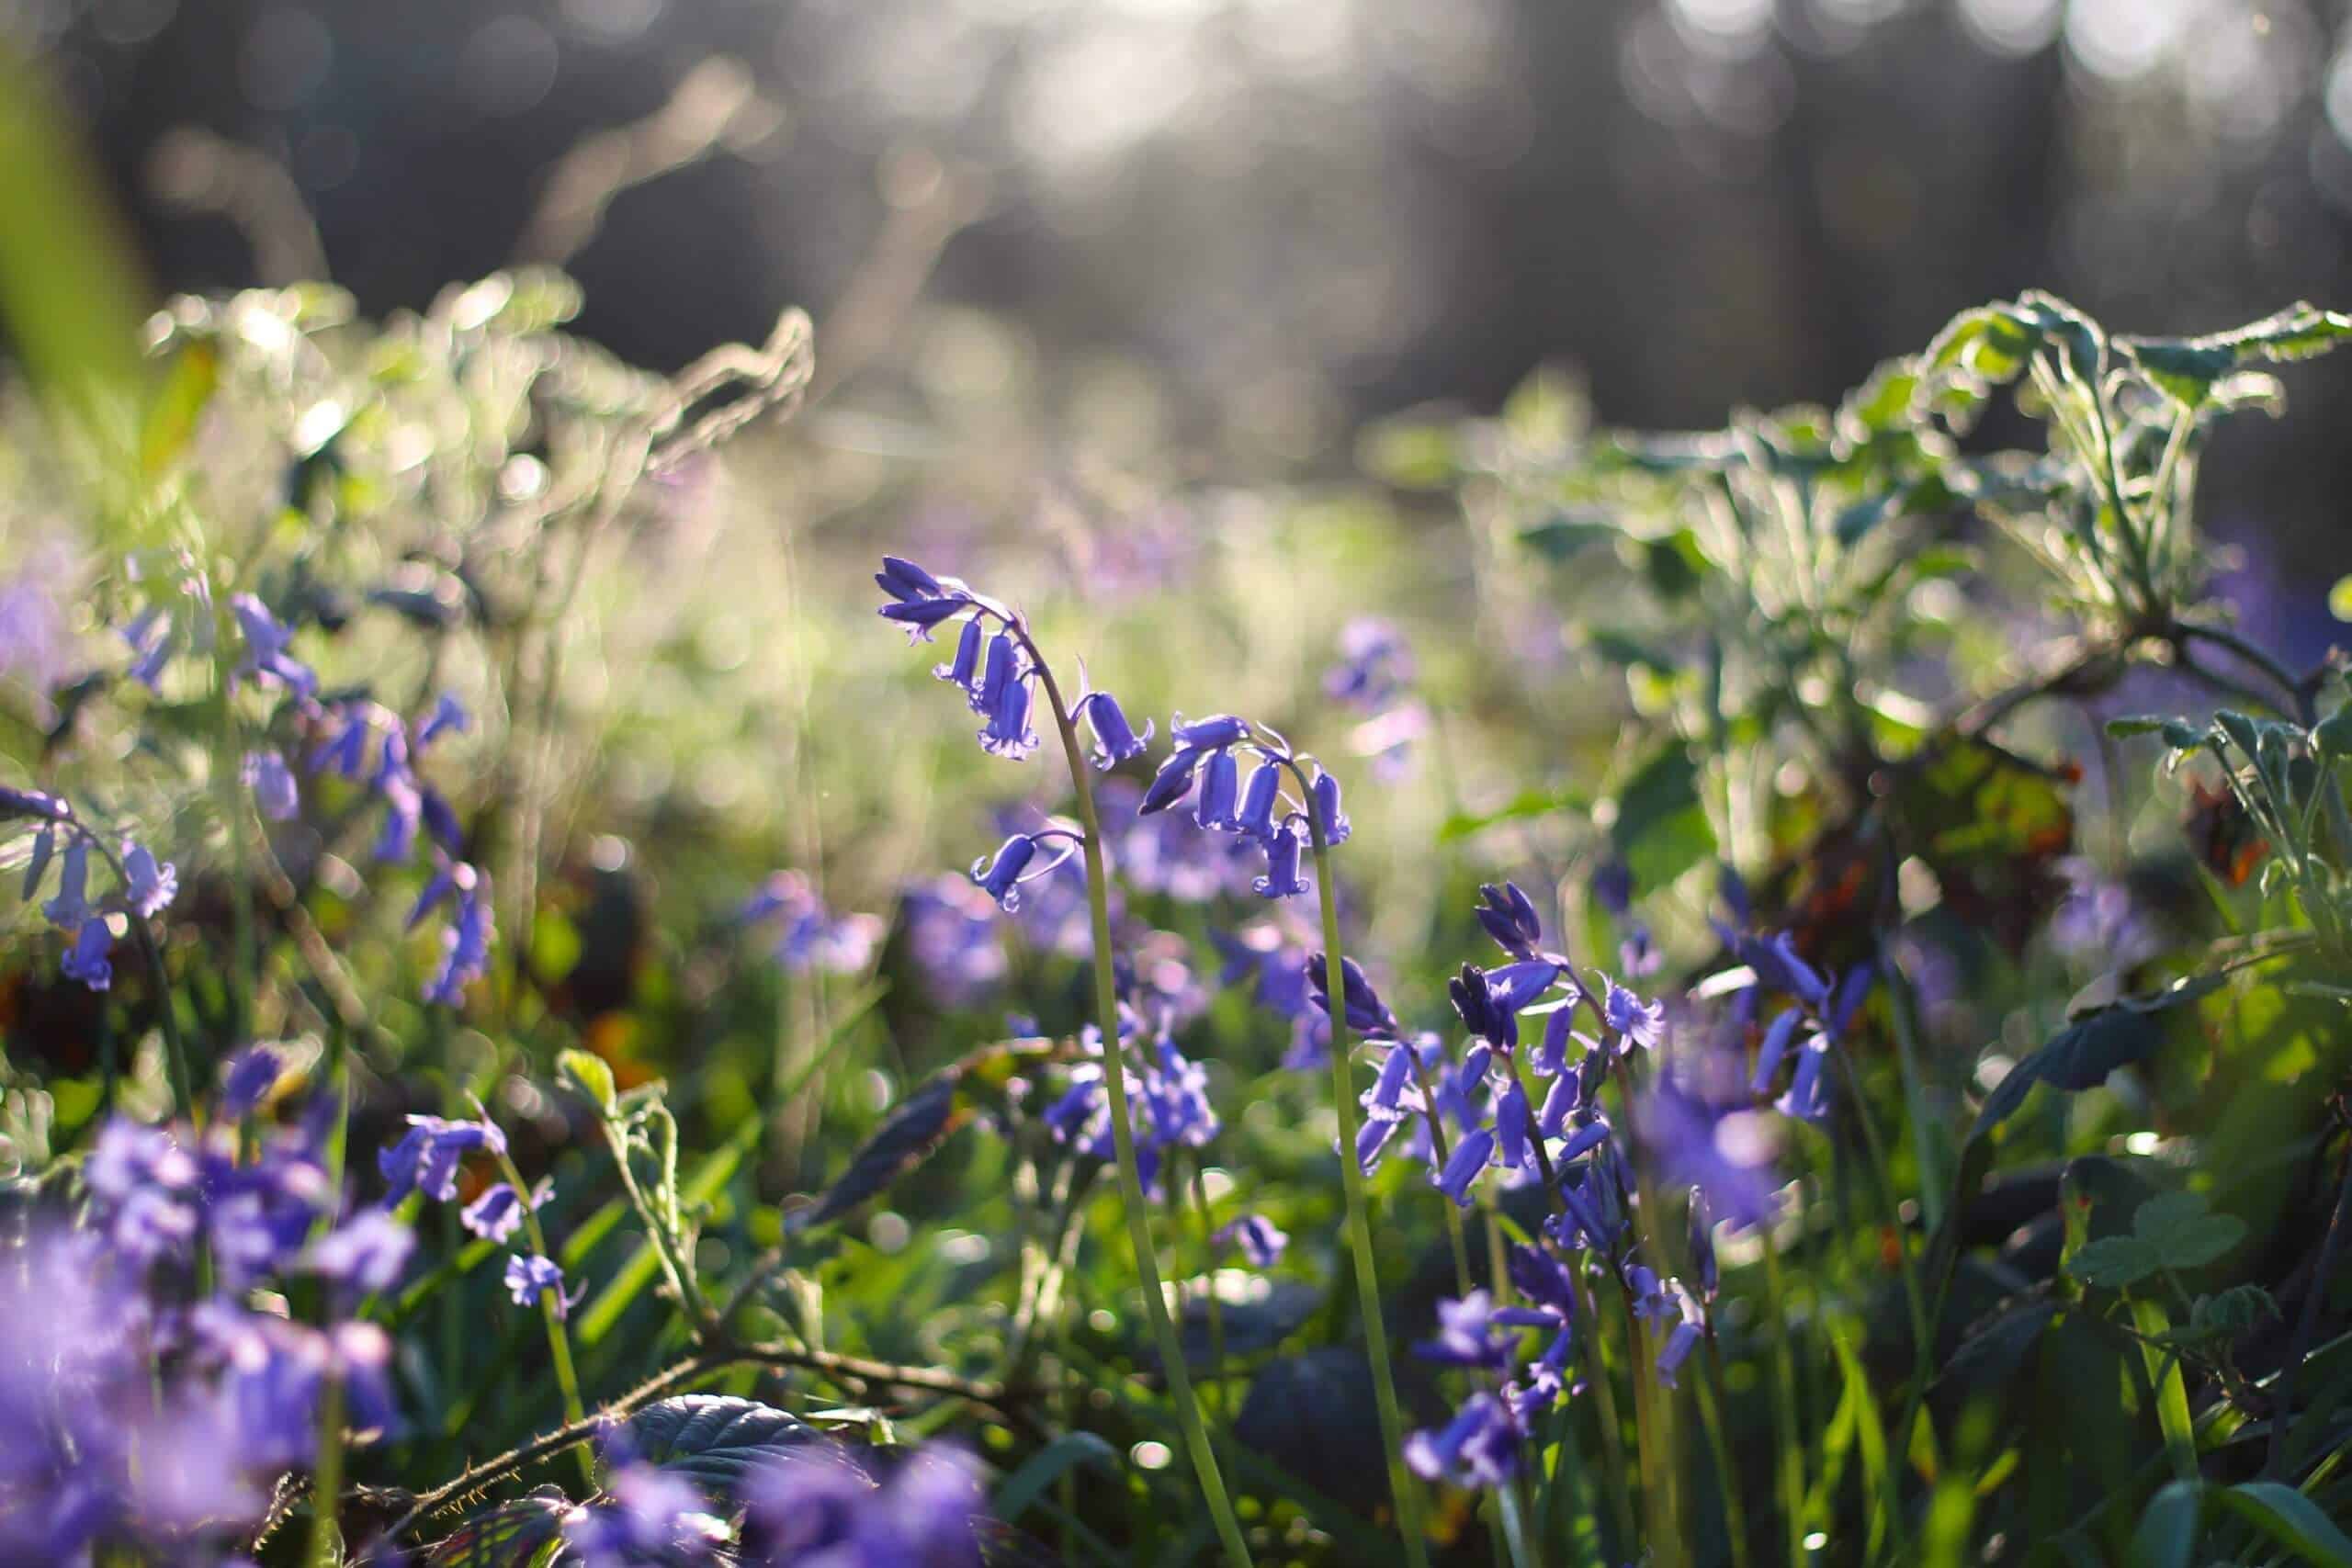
(494, 1143, 597, 1492)
(306, 1374, 345, 1568)
(1699, 1333, 1754, 1568)
(1306, 831, 1432, 1568)
(1034, 658, 1252, 1568)
(2268, 1127, 2352, 1477)
(1568, 1261, 1639, 1562)
(1758, 1220, 1810, 1568)
(85, 829, 195, 1121)
(1188, 1158, 1229, 1423)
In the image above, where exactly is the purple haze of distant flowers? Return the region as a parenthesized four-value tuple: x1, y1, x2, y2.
(229, 592, 317, 696)
(562, 1442, 727, 1566)
(740, 870, 884, 974)
(305, 1208, 417, 1295)
(421, 864, 494, 1006)
(243, 749, 300, 819)
(901, 874, 1010, 1006)
(739, 1443, 986, 1567)
(0, 547, 71, 700)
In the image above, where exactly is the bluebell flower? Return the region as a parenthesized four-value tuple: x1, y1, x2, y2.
(878, 595, 969, 641)
(1449, 963, 1517, 1052)
(1654, 1281, 1707, 1390)
(1605, 982, 1665, 1054)
(971, 832, 1040, 910)
(311, 706, 370, 780)
(304, 1208, 415, 1294)
(1171, 713, 1250, 750)
(1307, 953, 1397, 1037)
(1494, 1077, 1533, 1171)
(229, 592, 316, 695)
(565, 1455, 728, 1566)
(242, 749, 300, 820)
(1076, 689, 1151, 769)
(876, 554, 948, 602)
(903, 874, 1009, 1005)
(121, 840, 176, 919)
(1308, 768, 1349, 846)
(1748, 1007, 1804, 1097)
(503, 1253, 579, 1316)
(977, 668, 1039, 760)
(40, 834, 92, 928)
(1476, 881, 1545, 960)
(220, 1046, 282, 1118)
(1193, 749, 1240, 830)
(413, 692, 469, 749)
(0, 784, 69, 821)
(740, 1443, 985, 1567)
(1325, 617, 1412, 709)
(1361, 1038, 1421, 1124)
(1592, 859, 1634, 916)
(933, 615, 983, 696)
(1736, 931, 1830, 1010)
(1234, 758, 1283, 840)
(62, 916, 113, 990)
(1403, 1393, 1521, 1489)
(1554, 1112, 1611, 1167)
(1826, 959, 1875, 1041)
(460, 1180, 545, 1244)
(1775, 1036, 1831, 1122)
(1252, 822, 1309, 898)
(1434, 1126, 1496, 1208)
(741, 871, 885, 974)
(1487, 959, 1564, 1016)
(1532, 1008, 1577, 1077)
(1216, 1214, 1289, 1269)
(379, 1113, 506, 1203)
(1689, 1186, 1719, 1302)
(1621, 923, 1662, 977)
(1355, 1114, 1401, 1173)
(423, 867, 493, 1006)
(974, 628, 1017, 716)
(1138, 746, 1206, 814)
(121, 604, 175, 689)
(1413, 1291, 1516, 1371)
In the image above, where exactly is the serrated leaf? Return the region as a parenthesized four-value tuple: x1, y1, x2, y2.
(557, 1049, 618, 1116)
(2134, 1191, 2245, 1270)
(424, 1491, 570, 1567)
(2119, 302, 2352, 410)
(2190, 1283, 2278, 1338)
(628, 1395, 820, 1497)
(2067, 1235, 2162, 1290)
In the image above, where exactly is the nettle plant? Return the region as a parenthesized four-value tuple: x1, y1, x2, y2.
(6, 276, 2352, 1568)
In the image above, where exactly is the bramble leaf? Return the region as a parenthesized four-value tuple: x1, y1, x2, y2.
(2132, 1191, 2245, 1271)
(424, 1491, 569, 1567)
(2067, 1235, 2161, 1291)
(628, 1394, 820, 1496)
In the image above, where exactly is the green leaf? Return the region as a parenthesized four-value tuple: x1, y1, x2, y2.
(557, 1049, 618, 1116)
(1923, 302, 2042, 384)
(2127, 1480, 2202, 1568)
(140, 339, 219, 479)
(2066, 1235, 2162, 1290)
(2119, 302, 2352, 410)
(2190, 1283, 2279, 1339)
(2105, 716, 2176, 739)
(1973, 974, 2223, 1134)
(992, 1431, 1118, 1524)
(628, 1395, 820, 1497)
(424, 1492, 569, 1567)
(783, 1039, 1062, 1235)
(1607, 741, 1715, 893)
(2133, 1191, 2246, 1270)
(1437, 784, 1589, 843)
(2212, 1480, 2352, 1566)
(1519, 511, 1617, 562)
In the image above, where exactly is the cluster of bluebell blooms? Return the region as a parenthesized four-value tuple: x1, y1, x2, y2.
(0, 1045, 411, 1563)
(7, 585, 495, 1008)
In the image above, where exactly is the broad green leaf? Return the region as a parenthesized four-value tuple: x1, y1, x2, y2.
(1437, 784, 1590, 843)
(2127, 1480, 2201, 1568)
(628, 1394, 820, 1497)
(2066, 1235, 2161, 1291)
(140, 339, 218, 479)
(1606, 741, 1715, 893)
(1922, 303, 2041, 384)
(2133, 1191, 2245, 1270)
(2189, 1283, 2278, 1339)
(2211, 1480, 2352, 1566)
